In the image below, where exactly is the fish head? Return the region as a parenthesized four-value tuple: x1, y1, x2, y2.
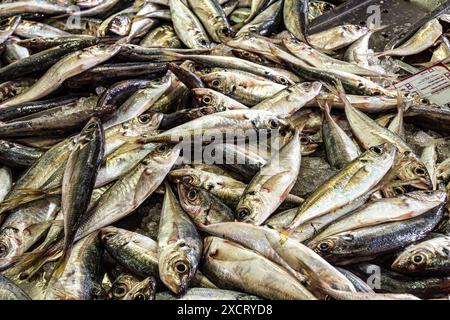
(309, 236, 340, 259)
(360, 144, 396, 166)
(169, 167, 202, 187)
(99, 226, 128, 248)
(0, 228, 21, 270)
(177, 183, 209, 225)
(201, 72, 231, 94)
(192, 88, 222, 109)
(235, 195, 266, 225)
(391, 247, 436, 274)
(215, 25, 235, 43)
(107, 274, 137, 300)
(395, 153, 433, 190)
(406, 190, 448, 205)
(159, 243, 197, 295)
(183, 61, 212, 76)
(123, 277, 156, 301)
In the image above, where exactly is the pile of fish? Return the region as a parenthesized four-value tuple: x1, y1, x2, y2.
(0, 0, 449, 301)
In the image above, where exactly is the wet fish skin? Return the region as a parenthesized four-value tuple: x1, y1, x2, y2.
(14, 19, 71, 39)
(308, 24, 369, 52)
(377, 19, 443, 57)
(75, 143, 181, 239)
(140, 24, 182, 48)
(170, 0, 211, 49)
(202, 236, 317, 300)
(310, 206, 445, 265)
(236, 131, 301, 225)
(59, 117, 105, 270)
(321, 101, 360, 170)
(237, 0, 282, 37)
(100, 226, 216, 288)
(0, 1, 73, 18)
(0, 275, 30, 300)
(167, 63, 205, 89)
(0, 38, 99, 83)
(283, 0, 309, 43)
(0, 44, 122, 109)
(158, 184, 203, 294)
(201, 70, 287, 105)
(287, 145, 396, 231)
(310, 190, 448, 244)
(392, 235, 450, 276)
(0, 140, 43, 168)
(187, 0, 234, 43)
(45, 233, 102, 300)
(177, 183, 235, 227)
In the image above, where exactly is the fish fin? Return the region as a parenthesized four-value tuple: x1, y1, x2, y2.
(23, 220, 62, 239)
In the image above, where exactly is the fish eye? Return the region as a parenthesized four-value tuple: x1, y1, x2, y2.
(394, 187, 406, 195)
(187, 189, 198, 201)
(236, 207, 251, 221)
(412, 253, 427, 265)
(211, 79, 221, 87)
(414, 167, 426, 176)
(317, 240, 333, 253)
(113, 285, 128, 298)
(138, 114, 151, 124)
(133, 293, 147, 301)
(279, 77, 289, 85)
(175, 261, 189, 274)
(198, 39, 208, 47)
(404, 151, 412, 157)
(269, 119, 280, 129)
(421, 98, 429, 104)
(101, 232, 115, 242)
(202, 95, 212, 105)
(156, 144, 168, 153)
(220, 27, 232, 37)
(369, 146, 384, 155)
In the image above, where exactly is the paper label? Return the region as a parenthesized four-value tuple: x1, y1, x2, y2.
(394, 63, 450, 107)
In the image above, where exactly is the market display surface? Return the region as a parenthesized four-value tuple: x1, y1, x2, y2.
(0, 0, 449, 301)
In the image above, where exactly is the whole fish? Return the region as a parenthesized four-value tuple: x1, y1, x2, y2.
(202, 70, 287, 105)
(309, 206, 445, 265)
(156, 288, 260, 300)
(237, 0, 282, 37)
(158, 184, 203, 294)
(377, 19, 443, 57)
(140, 25, 182, 48)
(286, 145, 395, 231)
(311, 190, 447, 243)
(55, 118, 105, 276)
(0, 44, 122, 109)
(202, 236, 317, 299)
(0, 1, 73, 18)
(308, 25, 369, 52)
(392, 235, 450, 276)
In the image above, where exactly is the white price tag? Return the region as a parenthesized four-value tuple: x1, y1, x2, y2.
(394, 63, 450, 107)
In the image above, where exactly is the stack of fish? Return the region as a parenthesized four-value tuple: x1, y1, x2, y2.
(0, 0, 449, 301)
